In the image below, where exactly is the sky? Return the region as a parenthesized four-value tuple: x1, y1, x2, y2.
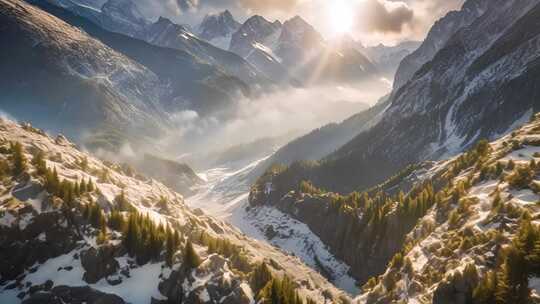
(136, 0, 465, 45)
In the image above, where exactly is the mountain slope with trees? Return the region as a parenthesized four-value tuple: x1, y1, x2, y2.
(251, 112, 540, 303)
(0, 118, 348, 303)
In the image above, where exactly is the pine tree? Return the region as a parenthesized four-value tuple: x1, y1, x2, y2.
(32, 150, 47, 175)
(80, 178, 87, 193)
(251, 262, 273, 292)
(473, 271, 497, 304)
(184, 240, 201, 270)
(124, 213, 139, 257)
(74, 181, 80, 197)
(115, 190, 129, 211)
(165, 228, 176, 267)
(108, 209, 125, 231)
(528, 239, 540, 276)
(87, 178, 94, 192)
(11, 142, 27, 175)
(97, 215, 108, 245)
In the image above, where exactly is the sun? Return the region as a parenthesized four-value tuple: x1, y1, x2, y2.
(329, 1, 354, 35)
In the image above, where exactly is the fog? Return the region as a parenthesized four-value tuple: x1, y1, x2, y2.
(158, 78, 391, 161)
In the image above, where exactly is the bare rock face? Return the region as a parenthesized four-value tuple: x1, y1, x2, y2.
(158, 255, 253, 304)
(22, 286, 125, 304)
(432, 273, 478, 304)
(0, 202, 79, 282)
(81, 246, 121, 284)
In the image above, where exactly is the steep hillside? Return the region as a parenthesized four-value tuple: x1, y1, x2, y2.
(132, 154, 204, 197)
(251, 112, 540, 303)
(0, 119, 348, 303)
(258, 0, 540, 195)
(358, 114, 540, 304)
(26, 0, 249, 117)
(43, 0, 273, 87)
(249, 96, 390, 181)
(393, 0, 492, 89)
(0, 0, 168, 144)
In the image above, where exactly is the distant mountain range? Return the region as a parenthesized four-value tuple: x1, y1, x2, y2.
(195, 10, 420, 85)
(257, 0, 540, 194)
(1, 0, 260, 151)
(227, 14, 379, 84)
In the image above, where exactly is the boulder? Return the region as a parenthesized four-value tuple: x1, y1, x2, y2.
(81, 246, 120, 284)
(158, 270, 184, 303)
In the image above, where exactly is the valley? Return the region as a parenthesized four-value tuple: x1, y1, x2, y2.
(186, 155, 360, 295)
(2, 0, 540, 303)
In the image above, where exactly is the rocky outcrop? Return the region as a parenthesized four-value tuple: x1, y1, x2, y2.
(0, 194, 79, 282)
(81, 246, 121, 284)
(22, 286, 125, 304)
(157, 254, 252, 304)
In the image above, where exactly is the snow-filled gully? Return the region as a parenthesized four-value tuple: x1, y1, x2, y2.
(186, 155, 360, 295)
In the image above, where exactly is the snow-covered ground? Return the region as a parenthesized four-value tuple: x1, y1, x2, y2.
(186, 155, 360, 295)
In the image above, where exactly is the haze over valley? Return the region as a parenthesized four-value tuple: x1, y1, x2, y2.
(2, 0, 540, 303)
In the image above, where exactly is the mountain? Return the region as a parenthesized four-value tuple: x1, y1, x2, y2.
(229, 15, 377, 85)
(0, 119, 348, 303)
(393, 0, 492, 90)
(249, 96, 390, 181)
(0, 0, 170, 145)
(43, 0, 273, 87)
(100, 0, 147, 38)
(142, 16, 270, 88)
(132, 154, 205, 197)
(4, 0, 257, 153)
(363, 41, 421, 78)
(254, 0, 540, 195)
(229, 15, 290, 83)
(197, 10, 240, 49)
(251, 112, 540, 303)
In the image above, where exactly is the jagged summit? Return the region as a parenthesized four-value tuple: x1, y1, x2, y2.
(197, 9, 240, 48)
(100, 0, 147, 36)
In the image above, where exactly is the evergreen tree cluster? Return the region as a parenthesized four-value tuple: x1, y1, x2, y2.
(298, 180, 324, 196)
(0, 158, 9, 178)
(41, 165, 94, 206)
(183, 240, 201, 270)
(114, 190, 132, 211)
(10, 141, 27, 176)
(31, 150, 47, 176)
(472, 215, 540, 304)
(506, 160, 537, 189)
(83, 200, 108, 244)
(250, 263, 315, 304)
(121, 210, 181, 265)
(200, 232, 250, 272)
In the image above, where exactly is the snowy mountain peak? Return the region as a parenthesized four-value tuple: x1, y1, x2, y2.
(279, 15, 324, 47)
(198, 9, 240, 42)
(243, 14, 280, 31)
(100, 0, 148, 36)
(229, 14, 282, 56)
(101, 0, 146, 24)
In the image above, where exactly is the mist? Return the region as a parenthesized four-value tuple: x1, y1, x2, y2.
(157, 78, 391, 163)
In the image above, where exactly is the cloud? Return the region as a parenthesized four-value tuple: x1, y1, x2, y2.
(357, 0, 414, 34)
(157, 79, 392, 156)
(237, 0, 300, 13)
